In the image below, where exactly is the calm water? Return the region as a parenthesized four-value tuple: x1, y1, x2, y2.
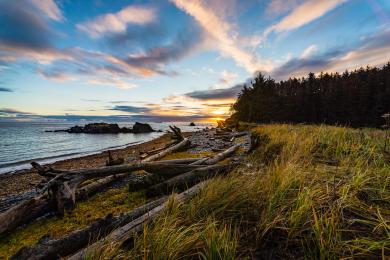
(0, 121, 212, 174)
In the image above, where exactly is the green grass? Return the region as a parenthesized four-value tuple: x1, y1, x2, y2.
(97, 124, 390, 259)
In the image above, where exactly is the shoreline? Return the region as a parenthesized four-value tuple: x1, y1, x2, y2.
(0, 133, 183, 199)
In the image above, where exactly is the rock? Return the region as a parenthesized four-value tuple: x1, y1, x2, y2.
(64, 123, 131, 134)
(189, 122, 196, 126)
(68, 125, 84, 133)
(131, 122, 154, 133)
(83, 123, 121, 134)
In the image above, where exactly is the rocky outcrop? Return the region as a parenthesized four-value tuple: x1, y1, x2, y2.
(49, 122, 155, 134)
(132, 122, 154, 133)
(189, 122, 196, 126)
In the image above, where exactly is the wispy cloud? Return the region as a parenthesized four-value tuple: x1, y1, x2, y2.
(30, 0, 64, 22)
(300, 44, 318, 59)
(219, 70, 238, 85)
(185, 84, 243, 101)
(38, 69, 76, 82)
(87, 78, 138, 90)
(272, 29, 390, 79)
(77, 5, 156, 38)
(264, 0, 348, 37)
(110, 105, 151, 114)
(0, 108, 35, 118)
(171, 0, 270, 73)
(266, 0, 303, 15)
(0, 87, 13, 92)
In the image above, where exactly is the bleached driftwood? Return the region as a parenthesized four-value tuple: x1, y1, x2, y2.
(191, 144, 239, 165)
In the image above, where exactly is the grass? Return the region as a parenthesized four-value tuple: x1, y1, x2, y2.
(96, 124, 389, 259)
(161, 151, 214, 160)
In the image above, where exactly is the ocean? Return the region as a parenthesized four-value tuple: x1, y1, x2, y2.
(0, 121, 213, 174)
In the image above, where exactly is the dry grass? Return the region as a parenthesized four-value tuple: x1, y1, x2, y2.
(97, 124, 390, 259)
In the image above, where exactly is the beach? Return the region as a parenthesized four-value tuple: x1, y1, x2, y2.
(0, 133, 180, 200)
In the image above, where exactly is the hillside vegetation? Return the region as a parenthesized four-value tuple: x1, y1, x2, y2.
(97, 124, 389, 259)
(231, 63, 390, 128)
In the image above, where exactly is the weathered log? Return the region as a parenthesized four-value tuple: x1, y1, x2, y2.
(157, 158, 204, 164)
(76, 174, 127, 200)
(53, 177, 82, 215)
(105, 150, 124, 166)
(146, 164, 237, 197)
(169, 125, 184, 141)
(12, 197, 167, 260)
(0, 195, 54, 236)
(142, 138, 190, 162)
(68, 182, 207, 260)
(191, 144, 240, 165)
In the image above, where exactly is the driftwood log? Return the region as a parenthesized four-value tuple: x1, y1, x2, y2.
(0, 195, 53, 236)
(68, 181, 208, 260)
(105, 150, 124, 166)
(142, 138, 189, 162)
(12, 197, 168, 260)
(191, 144, 239, 165)
(169, 125, 184, 141)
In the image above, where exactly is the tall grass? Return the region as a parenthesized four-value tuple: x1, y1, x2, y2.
(103, 124, 388, 259)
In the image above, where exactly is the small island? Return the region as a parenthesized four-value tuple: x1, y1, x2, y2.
(48, 122, 155, 134)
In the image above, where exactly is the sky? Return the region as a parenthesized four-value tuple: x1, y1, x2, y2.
(1, 0, 390, 122)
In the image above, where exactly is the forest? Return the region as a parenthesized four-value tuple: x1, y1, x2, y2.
(231, 63, 390, 128)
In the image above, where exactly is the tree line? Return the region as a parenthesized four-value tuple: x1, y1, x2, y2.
(230, 63, 390, 128)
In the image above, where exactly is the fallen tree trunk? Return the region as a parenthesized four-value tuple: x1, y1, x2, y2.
(68, 182, 208, 260)
(12, 197, 168, 260)
(146, 164, 237, 197)
(142, 138, 190, 162)
(0, 195, 54, 236)
(191, 144, 240, 165)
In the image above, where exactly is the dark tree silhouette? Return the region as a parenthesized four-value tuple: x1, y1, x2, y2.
(231, 63, 390, 128)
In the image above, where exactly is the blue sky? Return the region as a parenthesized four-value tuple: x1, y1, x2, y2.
(1, 0, 389, 122)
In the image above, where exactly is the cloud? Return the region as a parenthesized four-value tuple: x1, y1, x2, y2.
(185, 84, 243, 100)
(272, 29, 390, 79)
(266, 0, 303, 15)
(300, 44, 318, 59)
(87, 78, 137, 89)
(39, 69, 76, 82)
(0, 87, 13, 92)
(77, 5, 156, 38)
(110, 105, 151, 114)
(265, 0, 348, 37)
(0, 1, 53, 50)
(171, 0, 270, 73)
(0, 108, 35, 118)
(219, 70, 238, 85)
(30, 0, 64, 22)
(122, 25, 204, 74)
